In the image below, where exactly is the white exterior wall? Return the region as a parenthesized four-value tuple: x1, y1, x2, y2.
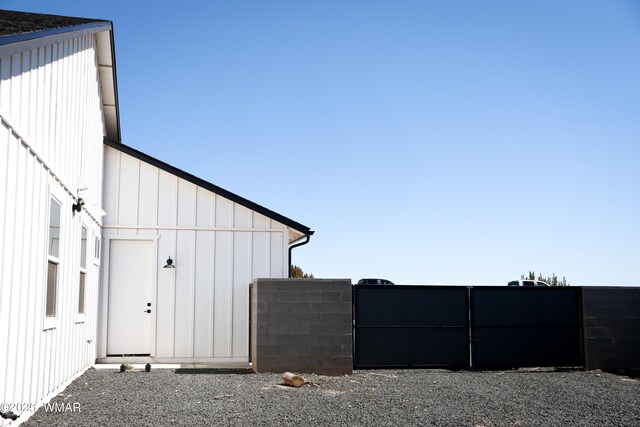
(100, 146, 291, 362)
(0, 33, 106, 423)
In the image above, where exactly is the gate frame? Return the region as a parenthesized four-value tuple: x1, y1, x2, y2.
(353, 285, 586, 370)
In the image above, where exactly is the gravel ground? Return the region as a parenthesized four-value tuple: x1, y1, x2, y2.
(22, 368, 640, 427)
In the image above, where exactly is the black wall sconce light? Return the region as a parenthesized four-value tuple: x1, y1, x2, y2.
(72, 198, 85, 213)
(163, 256, 175, 268)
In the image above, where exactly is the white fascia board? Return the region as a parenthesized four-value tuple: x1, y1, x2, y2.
(94, 30, 119, 141)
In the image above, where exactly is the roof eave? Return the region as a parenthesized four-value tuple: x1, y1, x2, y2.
(95, 27, 121, 142)
(0, 20, 110, 45)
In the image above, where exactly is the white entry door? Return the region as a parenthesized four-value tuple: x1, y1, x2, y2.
(107, 239, 154, 356)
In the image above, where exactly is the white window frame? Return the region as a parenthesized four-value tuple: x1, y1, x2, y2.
(77, 223, 88, 322)
(44, 191, 63, 330)
(93, 233, 101, 266)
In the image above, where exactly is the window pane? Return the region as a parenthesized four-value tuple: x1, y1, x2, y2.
(94, 238, 100, 260)
(46, 261, 57, 317)
(80, 227, 87, 269)
(49, 199, 61, 257)
(78, 272, 86, 314)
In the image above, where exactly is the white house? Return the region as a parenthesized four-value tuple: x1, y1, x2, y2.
(0, 10, 312, 424)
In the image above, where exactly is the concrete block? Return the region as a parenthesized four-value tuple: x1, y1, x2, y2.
(261, 292, 279, 303)
(252, 356, 277, 372)
(311, 302, 351, 314)
(282, 334, 321, 346)
(257, 312, 278, 324)
(268, 322, 311, 335)
(321, 292, 343, 303)
(268, 282, 297, 292)
(325, 281, 352, 291)
(320, 335, 350, 346)
(311, 322, 351, 335)
(314, 345, 347, 357)
(260, 335, 279, 346)
(306, 291, 324, 302)
(277, 312, 321, 324)
(291, 303, 312, 313)
(255, 345, 269, 358)
(267, 345, 293, 357)
(322, 312, 352, 324)
(272, 302, 293, 313)
(288, 346, 312, 357)
(277, 292, 302, 303)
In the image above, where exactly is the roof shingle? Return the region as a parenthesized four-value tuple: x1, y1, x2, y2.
(0, 9, 108, 38)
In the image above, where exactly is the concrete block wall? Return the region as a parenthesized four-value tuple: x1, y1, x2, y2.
(251, 279, 353, 376)
(582, 287, 640, 371)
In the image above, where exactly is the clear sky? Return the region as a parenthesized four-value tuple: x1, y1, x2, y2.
(4, 1, 640, 285)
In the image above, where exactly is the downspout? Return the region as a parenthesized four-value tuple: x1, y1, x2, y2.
(288, 231, 314, 278)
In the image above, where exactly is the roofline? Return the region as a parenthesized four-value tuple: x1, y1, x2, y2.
(0, 20, 111, 46)
(104, 138, 313, 236)
(108, 26, 122, 142)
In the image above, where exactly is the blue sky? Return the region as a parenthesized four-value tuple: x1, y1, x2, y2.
(5, 1, 640, 285)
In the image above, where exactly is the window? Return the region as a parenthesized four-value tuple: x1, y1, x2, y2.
(94, 235, 101, 265)
(78, 226, 87, 316)
(46, 197, 61, 321)
(46, 261, 58, 316)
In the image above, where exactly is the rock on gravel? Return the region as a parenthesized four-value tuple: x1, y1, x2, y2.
(22, 368, 640, 427)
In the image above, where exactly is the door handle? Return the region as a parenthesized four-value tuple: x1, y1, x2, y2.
(143, 309, 151, 313)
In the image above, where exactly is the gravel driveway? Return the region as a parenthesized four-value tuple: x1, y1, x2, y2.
(23, 368, 640, 427)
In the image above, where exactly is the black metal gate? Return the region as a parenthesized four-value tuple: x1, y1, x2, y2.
(470, 286, 583, 369)
(353, 285, 584, 370)
(353, 285, 470, 369)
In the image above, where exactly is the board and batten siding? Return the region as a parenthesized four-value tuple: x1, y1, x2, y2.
(100, 146, 290, 362)
(0, 33, 106, 421)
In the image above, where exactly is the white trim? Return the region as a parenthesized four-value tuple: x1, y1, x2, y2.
(43, 258, 59, 331)
(102, 225, 286, 233)
(76, 224, 88, 323)
(95, 356, 249, 364)
(93, 234, 101, 266)
(0, 24, 111, 57)
(102, 233, 161, 240)
(43, 190, 63, 331)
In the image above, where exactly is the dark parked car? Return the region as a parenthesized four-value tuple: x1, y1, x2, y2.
(356, 278, 395, 286)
